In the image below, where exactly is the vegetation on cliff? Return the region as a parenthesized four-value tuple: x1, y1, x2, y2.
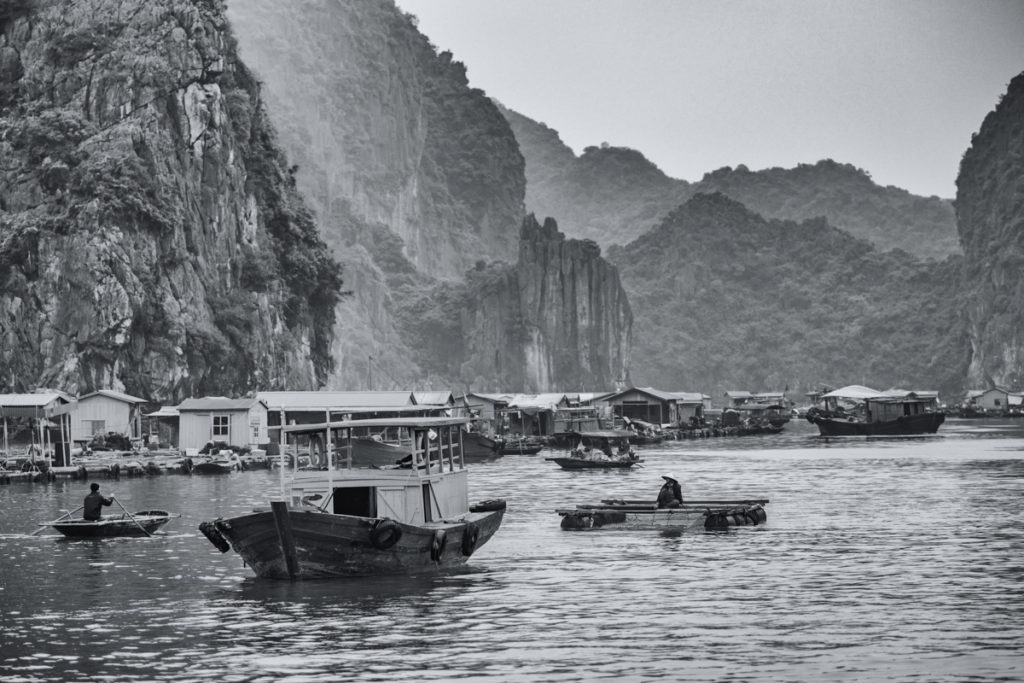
(0, 0, 341, 399)
(608, 193, 966, 399)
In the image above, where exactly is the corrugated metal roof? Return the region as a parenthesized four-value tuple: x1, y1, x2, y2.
(603, 387, 679, 403)
(80, 389, 147, 404)
(145, 406, 180, 418)
(412, 391, 454, 406)
(177, 396, 265, 411)
(508, 393, 567, 409)
(725, 390, 753, 399)
(257, 391, 415, 410)
(672, 392, 706, 403)
(823, 385, 882, 399)
(464, 393, 515, 404)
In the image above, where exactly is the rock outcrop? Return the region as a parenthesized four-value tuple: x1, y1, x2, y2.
(957, 71, 1024, 389)
(0, 0, 341, 400)
(456, 215, 632, 392)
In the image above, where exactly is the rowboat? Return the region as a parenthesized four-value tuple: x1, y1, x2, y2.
(545, 429, 642, 469)
(556, 498, 768, 532)
(199, 417, 506, 580)
(38, 509, 178, 538)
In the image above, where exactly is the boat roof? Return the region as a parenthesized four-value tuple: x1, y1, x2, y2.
(283, 416, 471, 435)
(822, 385, 883, 399)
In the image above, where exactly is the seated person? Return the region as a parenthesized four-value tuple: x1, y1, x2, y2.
(656, 474, 683, 508)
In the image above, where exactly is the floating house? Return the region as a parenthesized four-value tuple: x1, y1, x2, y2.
(177, 396, 269, 452)
(598, 387, 706, 426)
(71, 389, 147, 446)
(0, 391, 76, 465)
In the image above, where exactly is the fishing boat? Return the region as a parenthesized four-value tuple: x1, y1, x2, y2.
(806, 386, 945, 436)
(460, 429, 503, 461)
(557, 498, 768, 531)
(38, 509, 178, 537)
(545, 429, 642, 469)
(498, 435, 546, 455)
(198, 417, 506, 580)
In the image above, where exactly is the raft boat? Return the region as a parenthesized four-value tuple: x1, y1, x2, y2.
(557, 498, 768, 532)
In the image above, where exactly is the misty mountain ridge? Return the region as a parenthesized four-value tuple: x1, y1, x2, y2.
(500, 103, 959, 261)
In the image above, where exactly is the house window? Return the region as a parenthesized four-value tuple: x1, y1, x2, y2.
(88, 420, 105, 435)
(212, 415, 230, 440)
(995, 399, 1002, 407)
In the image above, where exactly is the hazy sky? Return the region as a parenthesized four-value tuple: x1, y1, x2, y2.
(394, 0, 1024, 198)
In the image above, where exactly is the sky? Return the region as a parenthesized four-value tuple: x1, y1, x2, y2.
(394, 0, 1024, 199)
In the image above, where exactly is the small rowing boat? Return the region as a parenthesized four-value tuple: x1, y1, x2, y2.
(556, 498, 768, 532)
(545, 430, 643, 469)
(38, 509, 178, 538)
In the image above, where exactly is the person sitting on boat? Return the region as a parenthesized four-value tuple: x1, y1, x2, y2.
(656, 474, 683, 509)
(83, 482, 113, 521)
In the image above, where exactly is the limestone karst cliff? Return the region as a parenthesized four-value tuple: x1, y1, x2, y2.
(957, 71, 1024, 389)
(455, 215, 632, 392)
(0, 0, 341, 400)
(226, 0, 528, 389)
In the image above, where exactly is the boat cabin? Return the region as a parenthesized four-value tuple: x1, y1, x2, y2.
(280, 417, 472, 526)
(863, 394, 937, 423)
(570, 430, 634, 457)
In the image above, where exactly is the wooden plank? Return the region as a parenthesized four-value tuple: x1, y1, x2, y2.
(271, 501, 300, 580)
(601, 498, 769, 506)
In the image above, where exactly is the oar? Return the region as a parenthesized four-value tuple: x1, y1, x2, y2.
(111, 497, 152, 537)
(30, 506, 82, 536)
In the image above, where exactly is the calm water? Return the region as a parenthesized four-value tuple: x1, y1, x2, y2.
(1, 418, 1023, 682)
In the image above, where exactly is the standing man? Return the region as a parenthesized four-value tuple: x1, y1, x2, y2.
(84, 482, 113, 520)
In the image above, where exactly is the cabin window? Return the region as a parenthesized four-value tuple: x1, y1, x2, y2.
(333, 487, 376, 517)
(212, 414, 230, 439)
(88, 420, 105, 435)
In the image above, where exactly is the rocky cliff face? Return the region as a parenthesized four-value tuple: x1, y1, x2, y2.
(0, 0, 340, 400)
(457, 215, 632, 392)
(225, 0, 527, 389)
(957, 71, 1024, 389)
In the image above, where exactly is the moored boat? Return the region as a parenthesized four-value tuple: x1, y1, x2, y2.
(39, 510, 178, 537)
(192, 451, 244, 474)
(806, 386, 945, 436)
(198, 417, 506, 580)
(557, 498, 768, 532)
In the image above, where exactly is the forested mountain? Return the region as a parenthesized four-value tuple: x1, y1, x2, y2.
(607, 193, 967, 398)
(957, 70, 1024, 389)
(501, 105, 959, 260)
(0, 0, 341, 400)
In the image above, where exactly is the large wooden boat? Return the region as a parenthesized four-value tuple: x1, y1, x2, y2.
(806, 386, 945, 436)
(557, 498, 768, 532)
(199, 417, 506, 580)
(545, 430, 642, 469)
(39, 510, 177, 537)
(460, 430, 503, 461)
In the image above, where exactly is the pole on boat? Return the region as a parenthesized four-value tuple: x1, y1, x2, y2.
(30, 506, 83, 536)
(110, 496, 153, 537)
(278, 409, 286, 501)
(325, 409, 333, 496)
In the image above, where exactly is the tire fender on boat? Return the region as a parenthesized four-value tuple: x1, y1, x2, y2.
(370, 519, 402, 550)
(461, 522, 480, 557)
(430, 529, 447, 562)
(181, 457, 193, 475)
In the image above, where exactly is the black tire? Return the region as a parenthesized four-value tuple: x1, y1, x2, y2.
(430, 529, 447, 562)
(370, 519, 402, 550)
(199, 520, 231, 553)
(469, 498, 507, 513)
(461, 523, 480, 557)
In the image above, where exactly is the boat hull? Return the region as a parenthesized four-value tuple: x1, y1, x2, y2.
(461, 432, 502, 462)
(545, 456, 641, 470)
(810, 412, 945, 436)
(47, 511, 173, 538)
(207, 506, 505, 579)
(557, 503, 767, 532)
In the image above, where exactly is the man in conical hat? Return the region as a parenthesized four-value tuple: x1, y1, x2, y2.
(656, 473, 683, 508)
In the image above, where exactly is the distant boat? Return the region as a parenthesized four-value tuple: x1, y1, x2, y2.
(192, 451, 244, 474)
(199, 417, 506, 580)
(545, 430, 642, 469)
(806, 386, 945, 436)
(460, 430, 503, 461)
(38, 510, 178, 538)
